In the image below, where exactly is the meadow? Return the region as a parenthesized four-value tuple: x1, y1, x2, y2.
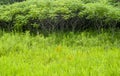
(0, 30, 120, 76)
(0, 0, 120, 75)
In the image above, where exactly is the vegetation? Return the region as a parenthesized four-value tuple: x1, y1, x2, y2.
(0, 0, 120, 75)
(0, 0, 25, 5)
(0, 0, 120, 33)
(0, 30, 120, 76)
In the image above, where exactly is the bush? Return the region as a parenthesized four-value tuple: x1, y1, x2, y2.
(0, 0, 120, 33)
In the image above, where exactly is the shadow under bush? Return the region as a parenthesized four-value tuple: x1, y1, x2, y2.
(0, 0, 119, 34)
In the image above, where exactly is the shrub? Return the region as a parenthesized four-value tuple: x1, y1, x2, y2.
(79, 2, 120, 28)
(0, 0, 119, 33)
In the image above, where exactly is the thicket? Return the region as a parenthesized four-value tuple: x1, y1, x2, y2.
(0, 0, 120, 33)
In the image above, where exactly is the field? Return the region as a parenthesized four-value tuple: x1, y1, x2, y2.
(0, 30, 120, 76)
(0, 0, 120, 75)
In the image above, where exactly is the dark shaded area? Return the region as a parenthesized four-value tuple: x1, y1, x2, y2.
(0, 0, 25, 5)
(0, 15, 119, 35)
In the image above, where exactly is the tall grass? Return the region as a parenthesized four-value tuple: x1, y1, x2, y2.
(0, 0, 120, 75)
(0, 30, 120, 76)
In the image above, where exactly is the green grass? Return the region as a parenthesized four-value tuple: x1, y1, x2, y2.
(0, 30, 120, 76)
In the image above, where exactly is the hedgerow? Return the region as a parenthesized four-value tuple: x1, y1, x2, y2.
(0, 0, 120, 33)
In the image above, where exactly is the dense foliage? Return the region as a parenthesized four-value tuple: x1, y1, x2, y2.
(0, 0, 120, 75)
(0, 0, 120, 33)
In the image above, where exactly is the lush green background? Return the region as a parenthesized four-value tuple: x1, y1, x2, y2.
(0, 0, 120, 76)
(0, 0, 120, 33)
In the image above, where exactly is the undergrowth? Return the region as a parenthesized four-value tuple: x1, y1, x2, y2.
(0, 30, 120, 76)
